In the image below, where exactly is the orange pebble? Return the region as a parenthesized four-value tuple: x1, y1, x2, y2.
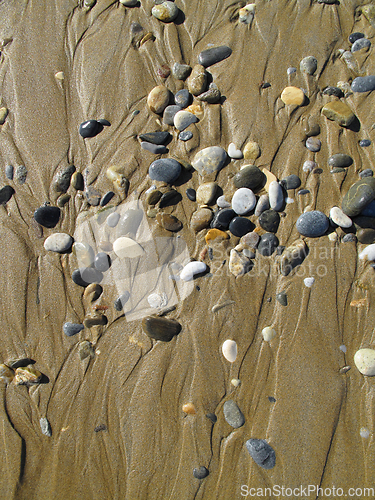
(350, 299, 367, 307)
(182, 403, 196, 414)
(205, 229, 229, 244)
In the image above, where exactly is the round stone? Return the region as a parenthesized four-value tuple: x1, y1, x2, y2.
(193, 466, 209, 480)
(198, 46, 232, 68)
(231, 188, 256, 215)
(186, 188, 196, 201)
(174, 110, 198, 131)
(300, 56, 317, 75)
(163, 105, 182, 125)
(341, 177, 375, 217)
(229, 217, 254, 237)
(147, 85, 171, 114)
(113, 237, 144, 258)
(139, 131, 170, 145)
(142, 316, 181, 341)
(354, 349, 375, 376)
(196, 182, 217, 205)
(351, 76, 375, 93)
(329, 207, 352, 228)
(79, 120, 102, 138)
(245, 439, 276, 469)
(72, 268, 103, 287)
(0, 185, 15, 205)
(258, 233, 279, 256)
(71, 171, 84, 191)
(44, 233, 73, 253)
(259, 209, 280, 233)
(222, 340, 237, 362)
(241, 231, 260, 249)
(243, 141, 260, 160)
(296, 211, 329, 237)
(63, 322, 84, 337)
(34, 206, 61, 228)
(349, 32, 364, 43)
(179, 130, 193, 141)
(187, 65, 207, 96)
(175, 89, 191, 108)
(171, 62, 192, 80)
(280, 86, 305, 105)
(269, 181, 284, 211)
(357, 228, 375, 244)
(281, 174, 301, 190)
(261, 327, 276, 341)
(211, 208, 236, 230)
(156, 212, 182, 231)
(305, 137, 321, 152)
(148, 158, 181, 183)
(351, 38, 371, 53)
(151, 1, 178, 22)
(180, 261, 207, 281)
(106, 212, 120, 227)
(148, 292, 168, 309)
(328, 154, 353, 169)
(223, 400, 245, 428)
(141, 142, 168, 154)
(233, 165, 265, 191)
(114, 292, 130, 311)
(94, 252, 111, 272)
(191, 146, 227, 176)
(359, 140, 371, 148)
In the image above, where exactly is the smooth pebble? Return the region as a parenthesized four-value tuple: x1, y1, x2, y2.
(329, 207, 352, 228)
(174, 110, 198, 131)
(304, 277, 315, 287)
(245, 439, 276, 469)
(34, 206, 61, 228)
(44, 233, 73, 253)
(296, 211, 329, 237)
(149, 158, 181, 183)
(198, 46, 232, 68)
(228, 143, 243, 159)
(261, 327, 276, 341)
(231, 188, 256, 215)
(192, 146, 227, 176)
(113, 237, 144, 258)
(63, 322, 84, 337)
(257, 233, 279, 256)
(180, 261, 207, 281)
(222, 340, 237, 362)
(354, 349, 375, 376)
(269, 181, 284, 211)
(223, 400, 245, 428)
(300, 56, 317, 75)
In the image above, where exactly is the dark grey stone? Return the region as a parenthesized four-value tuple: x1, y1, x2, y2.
(268, 396, 276, 403)
(94, 252, 111, 272)
(351, 38, 371, 52)
(296, 211, 329, 237)
(328, 154, 353, 168)
(276, 291, 287, 306)
(15, 165, 27, 184)
(206, 412, 217, 423)
(72, 268, 103, 287)
(100, 191, 115, 206)
(148, 158, 181, 183)
(330, 167, 346, 174)
(97, 119, 111, 126)
(298, 189, 310, 195)
(138, 131, 170, 145)
(159, 189, 181, 208)
(186, 188, 196, 201)
(171, 62, 192, 80)
(79, 119, 102, 138)
(233, 165, 265, 191)
(351, 76, 375, 93)
(359, 169, 373, 179)
(179, 130, 193, 141)
(141, 142, 168, 154)
(53, 165, 76, 193)
(114, 292, 130, 311)
(229, 216, 254, 237)
(359, 140, 371, 148)
(361, 200, 375, 216)
(257, 233, 279, 256)
(85, 186, 101, 206)
(163, 105, 182, 125)
(259, 209, 280, 233)
(342, 177, 375, 217)
(322, 86, 344, 98)
(223, 400, 245, 428)
(246, 439, 276, 469)
(5, 165, 13, 180)
(357, 228, 375, 244)
(193, 466, 209, 479)
(281, 174, 301, 190)
(34, 205, 61, 228)
(198, 45, 232, 67)
(211, 208, 236, 230)
(175, 89, 191, 108)
(63, 322, 84, 337)
(349, 32, 364, 44)
(0, 185, 15, 205)
(197, 83, 221, 103)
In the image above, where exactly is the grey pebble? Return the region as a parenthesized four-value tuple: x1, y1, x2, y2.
(192, 146, 227, 176)
(349, 32, 364, 44)
(342, 233, 357, 243)
(148, 158, 181, 183)
(40, 417, 52, 437)
(223, 400, 245, 428)
(94, 252, 111, 272)
(276, 291, 288, 306)
(179, 130, 193, 141)
(296, 211, 329, 237)
(305, 137, 321, 152)
(245, 439, 276, 469)
(175, 89, 191, 108)
(281, 174, 301, 190)
(117, 208, 143, 238)
(257, 233, 279, 256)
(114, 292, 130, 311)
(0, 185, 15, 205)
(5, 165, 13, 180)
(341, 177, 375, 216)
(351, 38, 371, 52)
(163, 105, 182, 125)
(141, 141, 168, 154)
(171, 62, 191, 80)
(300, 56, 317, 75)
(193, 466, 209, 479)
(328, 154, 353, 169)
(298, 189, 310, 195)
(359, 169, 373, 179)
(359, 140, 371, 148)
(44, 233, 73, 253)
(198, 45, 232, 68)
(287, 67, 297, 75)
(72, 268, 103, 287)
(100, 191, 115, 207)
(63, 322, 84, 336)
(53, 165, 76, 193)
(15, 165, 27, 184)
(351, 76, 375, 93)
(138, 131, 170, 145)
(197, 83, 221, 104)
(174, 110, 198, 131)
(322, 86, 344, 98)
(85, 186, 101, 206)
(106, 212, 120, 227)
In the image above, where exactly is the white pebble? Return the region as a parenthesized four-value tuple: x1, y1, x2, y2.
(222, 339, 237, 362)
(330, 206, 352, 228)
(285, 197, 294, 204)
(269, 181, 284, 211)
(113, 236, 144, 259)
(238, 3, 255, 25)
(148, 292, 168, 309)
(145, 185, 157, 194)
(44, 233, 73, 253)
(360, 427, 370, 438)
(359, 244, 375, 261)
(303, 160, 316, 172)
(354, 348, 375, 376)
(40, 417, 52, 437)
(328, 232, 338, 242)
(339, 345, 347, 353)
(231, 378, 241, 387)
(304, 277, 315, 287)
(232, 187, 256, 215)
(261, 327, 276, 341)
(180, 261, 207, 281)
(217, 195, 231, 208)
(228, 143, 243, 159)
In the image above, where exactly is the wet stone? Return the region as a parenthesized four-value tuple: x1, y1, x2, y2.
(198, 46, 232, 68)
(79, 341, 95, 360)
(5, 165, 13, 180)
(359, 140, 371, 148)
(148, 85, 171, 114)
(188, 65, 208, 96)
(72, 268, 103, 287)
(156, 212, 182, 231)
(321, 101, 355, 127)
(229, 249, 252, 277)
(192, 146, 227, 176)
(179, 130, 193, 141)
(15, 165, 27, 184)
(330, 167, 346, 174)
(114, 292, 130, 311)
(300, 56, 317, 75)
(63, 322, 84, 337)
(259, 209, 280, 233)
(322, 86, 344, 98)
(342, 233, 357, 243)
(233, 165, 265, 191)
(305, 137, 321, 152)
(163, 105, 182, 125)
(361, 199, 375, 216)
(71, 171, 84, 191)
(190, 208, 213, 232)
(276, 291, 288, 306)
(328, 154, 353, 169)
(329, 207, 352, 228)
(296, 211, 329, 237)
(186, 188, 196, 201)
(280, 86, 305, 106)
(53, 165, 75, 193)
(149, 158, 181, 183)
(357, 228, 375, 244)
(171, 62, 191, 80)
(269, 181, 284, 211)
(94, 252, 111, 272)
(44, 233, 73, 253)
(159, 189, 181, 208)
(243, 141, 261, 161)
(352, 38, 371, 52)
(211, 208, 236, 230)
(84, 314, 108, 328)
(258, 233, 279, 256)
(151, 1, 179, 23)
(229, 217, 254, 237)
(341, 177, 375, 217)
(175, 89, 191, 108)
(142, 316, 181, 341)
(174, 110, 198, 131)
(139, 131, 170, 145)
(0, 185, 15, 205)
(196, 182, 217, 205)
(245, 439, 276, 469)
(84, 186, 101, 206)
(197, 83, 221, 104)
(349, 32, 364, 43)
(223, 400, 245, 428)
(141, 142, 168, 154)
(193, 467, 209, 480)
(351, 76, 375, 93)
(34, 205, 61, 228)
(79, 120, 102, 138)
(147, 189, 163, 205)
(280, 174, 301, 190)
(217, 195, 231, 208)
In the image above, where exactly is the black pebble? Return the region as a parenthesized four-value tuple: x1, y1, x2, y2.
(268, 396, 276, 403)
(349, 32, 365, 44)
(100, 191, 115, 206)
(114, 292, 130, 311)
(211, 208, 236, 230)
(229, 217, 254, 237)
(138, 131, 170, 145)
(186, 188, 196, 201)
(246, 439, 276, 469)
(298, 189, 310, 195)
(34, 205, 61, 228)
(193, 466, 209, 479)
(280, 174, 301, 190)
(206, 412, 217, 423)
(79, 120, 103, 138)
(0, 185, 15, 205)
(322, 86, 344, 98)
(97, 119, 111, 126)
(159, 190, 182, 208)
(257, 233, 279, 256)
(259, 209, 280, 233)
(72, 268, 103, 287)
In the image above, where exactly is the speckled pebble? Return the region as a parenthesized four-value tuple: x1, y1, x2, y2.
(231, 188, 256, 215)
(342, 233, 357, 243)
(148, 85, 171, 114)
(296, 211, 329, 237)
(40, 417, 52, 437)
(246, 439, 276, 469)
(5, 165, 13, 180)
(233, 165, 265, 191)
(351, 38, 371, 52)
(257, 233, 279, 256)
(63, 322, 84, 337)
(322, 86, 344, 98)
(223, 400, 245, 428)
(269, 181, 284, 211)
(171, 62, 192, 80)
(191, 208, 213, 231)
(359, 169, 373, 178)
(192, 146, 227, 176)
(300, 56, 317, 75)
(151, 1, 178, 23)
(196, 182, 217, 205)
(351, 76, 375, 93)
(193, 467, 209, 480)
(354, 349, 375, 376)
(259, 209, 280, 233)
(44, 233, 73, 253)
(305, 137, 321, 152)
(15, 165, 27, 184)
(149, 158, 181, 183)
(329, 207, 352, 228)
(217, 195, 231, 208)
(175, 89, 191, 108)
(179, 130, 193, 141)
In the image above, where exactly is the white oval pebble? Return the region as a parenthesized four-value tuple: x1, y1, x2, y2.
(285, 197, 294, 204)
(231, 378, 241, 387)
(106, 212, 120, 227)
(261, 327, 276, 341)
(269, 181, 284, 211)
(339, 345, 347, 353)
(44, 233, 73, 253)
(148, 292, 168, 309)
(254, 194, 269, 217)
(359, 244, 375, 261)
(354, 348, 375, 376)
(217, 195, 231, 208)
(40, 417, 52, 437)
(113, 236, 144, 259)
(228, 143, 243, 159)
(304, 277, 315, 287)
(180, 261, 207, 281)
(303, 160, 316, 172)
(231, 187, 256, 215)
(330, 206, 352, 228)
(222, 339, 237, 362)
(145, 185, 157, 194)
(360, 427, 370, 438)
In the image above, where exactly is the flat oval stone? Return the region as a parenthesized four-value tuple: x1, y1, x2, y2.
(141, 142, 168, 154)
(187, 65, 207, 96)
(34, 206, 61, 228)
(280, 86, 305, 105)
(321, 101, 355, 127)
(174, 110, 198, 131)
(354, 349, 375, 376)
(322, 86, 344, 98)
(351, 76, 375, 93)
(142, 316, 181, 341)
(163, 105, 182, 125)
(359, 140, 371, 148)
(349, 32, 364, 43)
(180, 261, 207, 281)
(151, 1, 178, 23)
(179, 131, 193, 141)
(258, 233, 279, 256)
(192, 146, 227, 176)
(222, 339, 237, 362)
(223, 400, 245, 428)
(190, 208, 213, 231)
(0, 185, 15, 205)
(254, 194, 270, 217)
(246, 439, 276, 469)
(198, 46, 232, 68)
(149, 158, 181, 183)
(72, 268, 103, 287)
(259, 209, 280, 233)
(233, 165, 265, 191)
(53, 165, 75, 193)
(15, 165, 27, 184)
(139, 131, 170, 145)
(156, 212, 182, 231)
(269, 181, 284, 211)
(114, 292, 130, 311)
(171, 62, 191, 80)
(5, 165, 13, 180)
(305, 137, 321, 152)
(63, 322, 84, 337)
(352, 38, 371, 52)
(196, 182, 217, 205)
(328, 154, 353, 168)
(341, 177, 375, 217)
(79, 120, 102, 138)
(296, 211, 329, 237)
(100, 191, 115, 207)
(147, 85, 171, 114)
(357, 228, 375, 244)
(231, 188, 256, 215)
(175, 89, 191, 108)
(281, 174, 301, 190)
(186, 188, 196, 201)
(159, 189, 181, 208)
(71, 171, 84, 190)
(243, 141, 260, 161)
(205, 228, 229, 244)
(300, 56, 317, 75)
(94, 252, 111, 271)
(229, 216, 254, 237)
(329, 207, 352, 228)
(44, 233, 73, 253)
(211, 208, 236, 230)
(113, 237, 144, 258)
(193, 466, 209, 480)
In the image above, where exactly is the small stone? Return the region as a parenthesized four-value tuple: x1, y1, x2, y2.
(73, 242, 95, 267)
(100, 191, 115, 207)
(139, 131, 170, 145)
(193, 467, 209, 480)
(342, 233, 357, 243)
(149, 158, 181, 183)
(198, 46, 232, 68)
(229, 217, 254, 237)
(163, 105, 182, 125)
(159, 189, 181, 208)
(72, 268, 103, 287)
(79, 341, 95, 360)
(231, 378, 241, 387)
(304, 277, 315, 287)
(217, 195, 231, 208)
(147, 85, 171, 114)
(281, 175, 301, 190)
(303, 161, 316, 173)
(192, 146, 227, 176)
(187, 65, 208, 96)
(206, 412, 217, 423)
(233, 165, 265, 191)
(360, 428, 370, 438)
(359, 140, 371, 148)
(186, 188, 196, 201)
(197, 83, 221, 104)
(305, 137, 321, 152)
(243, 141, 260, 161)
(0, 107, 8, 124)
(34, 205, 61, 228)
(354, 349, 375, 376)
(300, 56, 318, 75)
(254, 194, 270, 217)
(328, 154, 353, 169)
(157, 64, 170, 79)
(205, 228, 229, 244)
(359, 244, 375, 261)
(349, 32, 364, 43)
(280, 86, 305, 105)
(114, 292, 130, 311)
(141, 142, 168, 154)
(44, 233, 73, 253)
(156, 212, 182, 231)
(196, 182, 217, 205)
(97, 119, 111, 126)
(241, 231, 260, 249)
(0, 364, 14, 384)
(142, 316, 181, 341)
(231, 187, 256, 215)
(321, 101, 355, 127)
(261, 327, 276, 341)
(259, 209, 280, 233)
(351, 76, 375, 93)
(287, 67, 297, 75)
(175, 89, 191, 108)
(63, 322, 84, 337)
(222, 340, 237, 362)
(5, 165, 13, 180)
(330, 167, 346, 174)
(322, 86, 344, 98)
(257, 233, 279, 256)
(238, 3, 255, 24)
(84, 186, 101, 206)
(228, 143, 243, 159)
(79, 120, 102, 138)
(174, 110, 198, 131)
(0, 185, 15, 205)
(113, 237, 144, 259)
(357, 228, 375, 244)
(148, 292, 168, 309)
(15, 165, 27, 184)
(229, 249, 252, 277)
(276, 291, 287, 306)
(182, 403, 196, 414)
(351, 38, 371, 52)
(269, 181, 284, 211)
(171, 63, 192, 80)
(40, 417, 52, 437)
(151, 2, 179, 23)
(211, 208, 236, 230)
(341, 177, 375, 217)
(14, 365, 42, 386)
(296, 211, 329, 237)
(71, 171, 84, 190)
(179, 130, 193, 141)
(180, 261, 207, 281)
(298, 189, 310, 195)
(223, 400, 245, 428)
(84, 314, 108, 328)
(329, 207, 352, 228)
(94, 252, 111, 271)
(245, 439, 276, 469)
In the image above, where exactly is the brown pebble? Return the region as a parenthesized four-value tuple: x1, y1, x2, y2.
(182, 403, 196, 414)
(14, 365, 43, 386)
(147, 85, 171, 114)
(57, 194, 71, 207)
(357, 228, 375, 244)
(71, 172, 84, 191)
(83, 314, 108, 328)
(350, 299, 367, 307)
(147, 208, 158, 218)
(190, 208, 213, 232)
(83, 283, 103, 304)
(157, 65, 170, 79)
(187, 65, 207, 96)
(156, 212, 182, 231)
(142, 315, 182, 341)
(147, 189, 162, 205)
(205, 228, 229, 244)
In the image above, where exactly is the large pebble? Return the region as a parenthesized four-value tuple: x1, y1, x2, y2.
(151, 1, 178, 22)
(198, 46, 232, 67)
(79, 120, 102, 138)
(232, 188, 256, 215)
(192, 146, 227, 176)
(351, 38, 371, 52)
(321, 101, 355, 127)
(180, 261, 206, 281)
(296, 211, 329, 237)
(0, 185, 15, 205)
(257, 233, 279, 256)
(341, 177, 375, 217)
(241, 231, 259, 249)
(34, 205, 61, 228)
(196, 182, 217, 205)
(243, 141, 260, 160)
(300, 56, 317, 75)
(190, 208, 213, 231)
(187, 65, 207, 96)
(245, 439, 276, 469)
(280, 86, 305, 106)
(351, 76, 375, 93)
(357, 228, 375, 244)
(280, 239, 308, 276)
(261, 327, 276, 341)
(149, 158, 181, 183)
(139, 131, 170, 145)
(63, 322, 84, 337)
(211, 208, 236, 230)
(354, 349, 375, 376)
(328, 154, 353, 169)
(44, 233, 73, 253)
(113, 237, 144, 258)
(233, 165, 265, 191)
(305, 137, 321, 152)
(171, 63, 191, 80)
(329, 207, 352, 228)
(223, 400, 245, 428)
(147, 85, 171, 114)
(174, 110, 198, 131)
(229, 249, 252, 277)
(222, 340, 237, 362)
(142, 316, 181, 341)
(163, 105, 182, 125)
(269, 181, 284, 211)
(359, 244, 375, 261)
(229, 217, 254, 237)
(156, 213, 182, 231)
(281, 175, 301, 190)
(106, 212, 120, 227)
(175, 89, 191, 108)
(259, 209, 280, 233)
(94, 252, 111, 272)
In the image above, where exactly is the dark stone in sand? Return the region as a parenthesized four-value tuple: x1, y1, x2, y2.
(142, 316, 181, 341)
(34, 205, 61, 228)
(349, 32, 364, 44)
(193, 466, 209, 479)
(328, 154, 353, 169)
(351, 76, 375, 93)
(0, 185, 15, 205)
(79, 119, 103, 138)
(63, 322, 84, 337)
(149, 158, 181, 183)
(179, 131, 193, 141)
(72, 268, 103, 287)
(100, 191, 115, 207)
(322, 86, 344, 98)
(233, 165, 265, 191)
(53, 165, 76, 193)
(114, 292, 130, 311)
(259, 209, 280, 233)
(341, 177, 375, 217)
(276, 291, 288, 306)
(245, 439, 276, 469)
(5, 165, 13, 180)
(141, 142, 168, 154)
(281, 174, 301, 190)
(258, 233, 279, 256)
(357, 228, 375, 244)
(171, 62, 192, 80)
(159, 189, 181, 208)
(229, 216, 254, 237)
(186, 188, 196, 201)
(359, 140, 371, 148)
(94, 252, 111, 272)
(211, 208, 236, 230)
(198, 45, 232, 67)
(139, 131, 171, 145)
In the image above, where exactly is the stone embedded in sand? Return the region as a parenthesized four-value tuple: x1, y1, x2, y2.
(329, 207, 352, 228)
(114, 292, 130, 311)
(63, 322, 84, 336)
(84, 313, 108, 328)
(148, 292, 168, 309)
(0, 106, 8, 124)
(182, 403, 196, 414)
(79, 119, 102, 138)
(262, 327, 276, 341)
(72, 268, 103, 287)
(79, 341, 95, 360)
(0, 185, 15, 205)
(258, 233, 279, 256)
(180, 261, 207, 281)
(276, 291, 288, 306)
(196, 182, 217, 205)
(40, 417, 52, 437)
(231, 188, 256, 215)
(259, 209, 280, 233)
(193, 466, 209, 479)
(269, 181, 284, 211)
(0, 364, 14, 384)
(321, 101, 355, 128)
(120, 0, 137, 5)
(205, 228, 229, 244)
(187, 65, 208, 96)
(229, 248, 252, 277)
(304, 277, 315, 287)
(113, 236, 144, 259)
(52, 165, 75, 193)
(243, 141, 260, 160)
(34, 205, 61, 228)
(322, 86, 344, 98)
(341, 177, 375, 216)
(211, 208, 236, 230)
(171, 62, 192, 80)
(229, 217, 254, 237)
(222, 340, 237, 362)
(300, 56, 317, 75)
(328, 154, 353, 169)
(198, 46, 232, 68)
(246, 439, 276, 469)
(280, 239, 308, 276)
(106, 212, 120, 227)
(14, 365, 42, 386)
(280, 86, 305, 106)
(5, 165, 13, 180)
(359, 244, 375, 260)
(223, 400, 245, 428)
(352, 38, 371, 52)
(94, 252, 111, 272)
(44, 233, 73, 253)
(71, 171, 84, 190)
(186, 188, 196, 201)
(151, 1, 179, 23)
(351, 76, 375, 93)
(357, 228, 375, 244)
(354, 349, 375, 376)
(217, 195, 230, 208)
(148, 158, 181, 183)
(233, 165, 265, 191)
(179, 130, 193, 141)
(296, 211, 329, 237)
(14, 165, 27, 185)
(156, 212, 182, 231)
(158, 190, 181, 208)
(85, 186, 101, 206)
(141, 142, 167, 154)
(147, 85, 171, 114)
(139, 131, 170, 145)
(197, 83, 221, 104)
(173, 110, 198, 131)
(359, 141, 372, 149)
(305, 137, 321, 152)
(55, 71, 64, 81)
(142, 316, 181, 341)
(228, 143, 243, 159)
(175, 89, 191, 108)
(239, 3, 255, 24)
(241, 231, 260, 249)
(192, 146, 227, 176)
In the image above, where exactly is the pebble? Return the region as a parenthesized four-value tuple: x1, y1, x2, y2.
(321, 101, 355, 127)
(361, 199, 375, 216)
(151, 1, 179, 23)
(94, 252, 111, 271)
(303, 160, 316, 173)
(79, 120, 102, 138)
(186, 188, 196, 201)
(85, 186, 101, 206)
(100, 191, 115, 207)
(349, 32, 364, 43)
(269, 181, 284, 211)
(196, 182, 217, 205)
(341, 177, 375, 216)
(261, 327, 276, 341)
(280, 86, 305, 106)
(63, 322, 84, 337)
(14, 365, 42, 386)
(193, 467, 209, 480)
(276, 291, 288, 306)
(52, 165, 75, 193)
(223, 400, 245, 428)
(15, 165, 27, 184)
(113, 237, 144, 258)
(182, 403, 196, 414)
(231, 188, 256, 215)
(56, 195, 70, 209)
(205, 228, 229, 244)
(142, 316, 181, 341)
(257, 233, 279, 256)
(157, 64, 170, 78)
(139, 131, 170, 145)
(147, 85, 171, 114)
(241, 231, 259, 249)
(175, 89, 191, 108)
(157, 212, 182, 231)
(217, 195, 231, 208)
(163, 105, 182, 125)
(197, 83, 221, 104)
(73, 242, 95, 267)
(44, 233, 73, 253)
(0, 364, 14, 384)
(305, 137, 321, 152)
(357, 228, 375, 244)
(0, 106, 8, 124)
(328, 154, 353, 169)
(229, 249, 252, 277)
(114, 292, 130, 311)
(259, 209, 280, 233)
(5, 165, 13, 180)
(222, 340, 237, 362)
(192, 146, 227, 176)
(40, 417, 52, 437)
(198, 46, 232, 68)
(229, 217, 254, 237)
(72, 268, 103, 287)
(359, 244, 375, 261)
(179, 130, 193, 141)
(354, 349, 375, 376)
(174, 110, 198, 131)
(300, 56, 317, 75)
(0, 185, 15, 205)
(180, 261, 207, 281)
(141, 142, 168, 154)
(233, 165, 265, 190)
(147, 292, 168, 309)
(171, 63, 192, 80)
(281, 174, 301, 190)
(245, 439, 276, 469)
(231, 378, 241, 387)
(187, 65, 207, 96)
(360, 428, 370, 439)
(296, 211, 329, 237)
(228, 143, 243, 159)
(361, 4, 375, 23)
(71, 171, 84, 190)
(243, 141, 260, 161)
(342, 233, 357, 243)
(239, 3, 255, 24)
(211, 208, 236, 230)
(120, 0, 138, 5)
(254, 194, 270, 217)
(34, 205, 61, 228)
(322, 86, 344, 98)
(287, 67, 297, 75)
(304, 277, 315, 287)
(106, 212, 119, 228)
(329, 207, 352, 228)
(359, 140, 371, 148)
(351, 76, 375, 93)
(149, 158, 181, 183)
(352, 38, 371, 52)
